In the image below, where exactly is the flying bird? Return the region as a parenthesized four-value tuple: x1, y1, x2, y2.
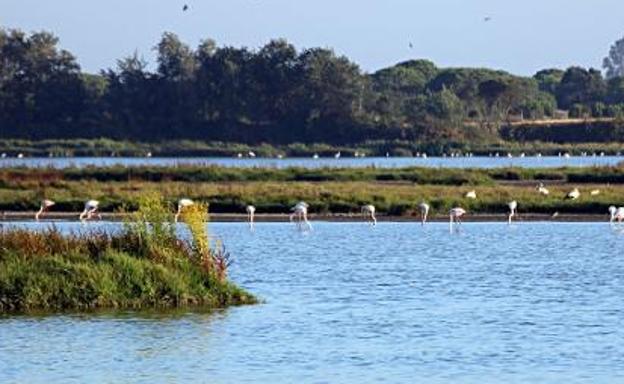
(409, 42, 413, 49)
(484, 16, 492, 22)
(183, 4, 189, 11)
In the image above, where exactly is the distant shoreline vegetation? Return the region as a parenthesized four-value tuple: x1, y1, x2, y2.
(2, 28, 624, 147)
(0, 195, 256, 313)
(1, 164, 624, 216)
(1, 138, 624, 158)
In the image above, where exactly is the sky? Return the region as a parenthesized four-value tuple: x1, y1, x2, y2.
(2, 0, 624, 76)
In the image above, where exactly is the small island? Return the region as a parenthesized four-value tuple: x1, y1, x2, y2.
(0, 195, 256, 313)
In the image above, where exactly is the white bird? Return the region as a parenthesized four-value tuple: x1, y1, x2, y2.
(449, 207, 466, 232)
(248, 151, 256, 158)
(313, 153, 319, 159)
(609, 206, 624, 224)
(290, 201, 312, 230)
(35, 199, 55, 221)
(17, 153, 24, 159)
(508, 200, 518, 224)
(237, 153, 243, 158)
(361, 204, 377, 226)
(79, 200, 100, 222)
(590, 189, 600, 196)
(536, 183, 550, 196)
(418, 201, 430, 225)
(146, 152, 152, 158)
(246, 205, 256, 228)
(422, 153, 427, 159)
(174, 198, 194, 223)
(565, 188, 580, 200)
(465, 190, 477, 199)
(334, 152, 341, 159)
(564, 153, 571, 159)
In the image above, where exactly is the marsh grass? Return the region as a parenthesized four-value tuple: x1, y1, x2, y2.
(0, 195, 255, 313)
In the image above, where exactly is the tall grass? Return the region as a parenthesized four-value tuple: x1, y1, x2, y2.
(0, 195, 255, 313)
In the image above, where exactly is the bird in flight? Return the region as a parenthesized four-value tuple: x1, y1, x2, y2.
(484, 16, 491, 22)
(408, 42, 413, 49)
(183, 4, 189, 11)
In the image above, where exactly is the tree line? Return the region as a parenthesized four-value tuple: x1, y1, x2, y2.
(2, 27, 624, 145)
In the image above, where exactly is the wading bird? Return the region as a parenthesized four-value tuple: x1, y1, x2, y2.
(290, 201, 312, 230)
(508, 200, 517, 224)
(465, 190, 477, 199)
(246, 205, 256, 228)
(449, 207, 466, 232)
(418, 201, 430, 225)
(609, 206, 624, 224)
(174, 198, 194, 223)
(536, 183, 549, 196)
(565, 188, 580, 200)
(35, 199, 55, 221)
(79, 200, 100, 222)
(361, 204, 377, 226)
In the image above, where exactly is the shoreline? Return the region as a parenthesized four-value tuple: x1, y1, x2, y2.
(0, 212, 611, 223)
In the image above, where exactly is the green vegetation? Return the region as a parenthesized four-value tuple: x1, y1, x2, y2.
(3, 28, 624, 148)
(0, 194, 256, 313)
(2, 165, 624, 216)
(1, 138, 624, 158)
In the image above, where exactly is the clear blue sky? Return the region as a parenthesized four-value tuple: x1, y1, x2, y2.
(3, 0, 624, 75)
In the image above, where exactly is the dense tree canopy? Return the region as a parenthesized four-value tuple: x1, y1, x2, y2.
(2, 27, 624, 145)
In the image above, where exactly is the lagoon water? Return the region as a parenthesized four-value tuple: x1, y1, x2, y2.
(2, 222, 624, 383)
(0, 155, 623, 169)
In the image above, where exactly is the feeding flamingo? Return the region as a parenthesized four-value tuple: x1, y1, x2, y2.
(174, 198, 194, 223)
(246, 205, 256, 228)
(290, 201, 312, 230)
(609, 206, 624, 224)
(361, 204, 377, 226)
(79, 200, 101, 222)
(449, 207, 466, 232)
(35, 199, 55, 221)
(418, 202, 430, 225)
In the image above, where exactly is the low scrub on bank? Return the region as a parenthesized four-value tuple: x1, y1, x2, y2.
(0, 195, 256, 313)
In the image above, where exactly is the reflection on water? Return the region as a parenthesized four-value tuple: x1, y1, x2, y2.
(0, 156, 623, 169)
(1, 222, 624, 383)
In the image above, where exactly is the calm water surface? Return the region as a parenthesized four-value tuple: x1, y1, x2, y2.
(1, 222, 624, 383)
(1, 156, 623, 169)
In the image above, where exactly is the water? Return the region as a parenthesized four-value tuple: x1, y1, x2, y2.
(2, 222, 624, 383)
(0, 155, 622, 169)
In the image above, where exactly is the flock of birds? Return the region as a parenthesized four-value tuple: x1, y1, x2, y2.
(30, 182, 624, 232)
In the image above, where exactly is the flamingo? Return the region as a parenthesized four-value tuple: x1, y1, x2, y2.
(609, 206, 624, 224)
(465, 190, 477, 199)
(449, 207, 466, 232)
(35, 199, 55, 221)
(508, 200, 517, 224)
(536, 183, 550, 196)
(361, 204, 377, 226)
(565, 188, 580, 200)
(289, 201, 312, 230)
(246, 205, 256, 228)
(418, 201, 430, 225)
(174, 198, 194, 223)
(79, 200, 101, 222)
